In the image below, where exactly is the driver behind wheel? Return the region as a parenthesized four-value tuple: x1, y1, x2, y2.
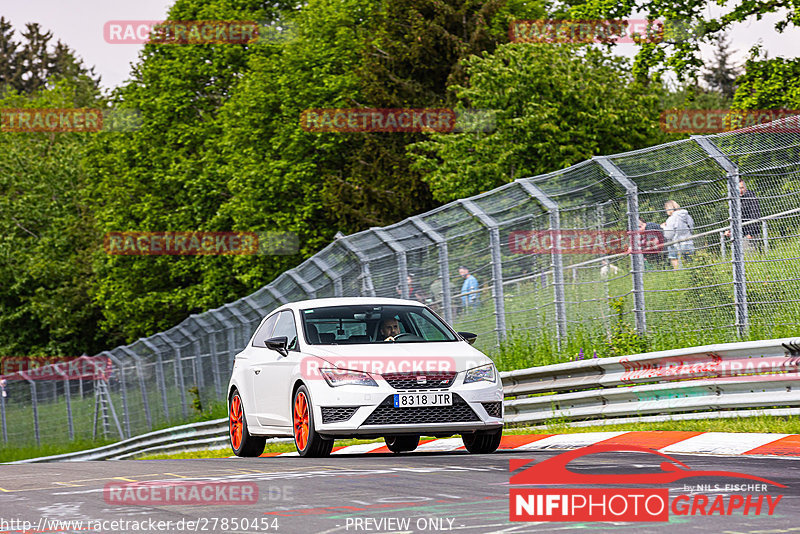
(379, 317, 401, 341)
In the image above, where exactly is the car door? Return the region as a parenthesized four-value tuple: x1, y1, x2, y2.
(245, 312, 279, 421)
(252, 310, 299, 428)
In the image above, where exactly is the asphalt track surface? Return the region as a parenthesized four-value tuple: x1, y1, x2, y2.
(1, 449, 799, 534)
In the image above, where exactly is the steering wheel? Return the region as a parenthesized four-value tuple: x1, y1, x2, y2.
(384, 332, 413, 342)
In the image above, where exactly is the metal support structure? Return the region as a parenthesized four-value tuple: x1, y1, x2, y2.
(410, 216, 453, 324)
(119, 346, 152, 430)
(189, 315, 222, 399)
(157, 335, 188, 419)
(53, 364, 74, 440)
(460, 199, 507, 343)
(517, 180, 568, 347)
(337, 236, 376, 297)
(373, 228, 409, 299)
(287, 270, 317, 299)
(311, 256, 344, 297)
(101, 351, 131, 438)
(266, 285, 288, 305)
(20, 372, 40, 446)
(693, 136, 749, 337)
(595, 156, 647, 335)
(0, 381, 6, 443)
(224, 303, 257, 351)
(141, 339, 170, 421)
(762, 220, 769, 252)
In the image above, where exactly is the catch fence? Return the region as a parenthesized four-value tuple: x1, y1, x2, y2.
(2, 117, 799, 448)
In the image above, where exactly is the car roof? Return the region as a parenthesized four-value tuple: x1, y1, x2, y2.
(278, 297, 425, 311)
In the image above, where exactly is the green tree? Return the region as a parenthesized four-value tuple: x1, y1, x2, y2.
(409, 44, 666, 203)
(569, 0, 799, 83)
(702, 32, 740, 101)
(731, 54, 800, 110)
(0, 81, 104, 356)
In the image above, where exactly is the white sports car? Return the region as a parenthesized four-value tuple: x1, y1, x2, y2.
(227, 297, 504, 457)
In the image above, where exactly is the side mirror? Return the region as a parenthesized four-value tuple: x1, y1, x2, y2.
(265, 336, 289, 357)
(458, 332, 477, 345)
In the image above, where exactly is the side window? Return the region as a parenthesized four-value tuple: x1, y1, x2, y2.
(251, 313, 279, 347)
(273, 311, 299, 351)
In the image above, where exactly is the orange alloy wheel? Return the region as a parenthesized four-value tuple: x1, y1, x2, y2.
(294, 391, 309, 450)
(230, 394, 243, 450)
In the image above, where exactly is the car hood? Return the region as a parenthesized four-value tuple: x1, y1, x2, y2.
(300, 342, 492, 374)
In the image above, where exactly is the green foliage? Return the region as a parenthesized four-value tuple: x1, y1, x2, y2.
(568, 0, 798, 83)
(605, 297, 648, 357)
(731, 55, 800, 110)
(409, 43, 667, 203)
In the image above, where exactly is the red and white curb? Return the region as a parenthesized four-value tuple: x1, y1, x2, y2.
(258, 431, 800, 458)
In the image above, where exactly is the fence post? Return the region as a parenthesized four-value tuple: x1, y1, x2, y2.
(20, 372, 40, 446)
(287, 270, 317, 299)
(460, 199, 507, 343)
(119, 346, 152, 430)
(337, 236, 377, 297)
(53, 364, 74, 441)
(101, 351, 131, 439)
(762, 220, 769, 252)
(410, 216, 454, 324)
(693, 135, 749, 337)
(595, 156, 647, 335)
(0, 380, 6, 444)
(311, 256, 343, 297)
(517, 179, 568, 347)
(157, 335, 188, 419)
(373, 228, 409, 299)
(141, 339, 170, 421)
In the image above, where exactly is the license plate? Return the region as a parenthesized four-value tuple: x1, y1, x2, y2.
(393, 392, 452, 408)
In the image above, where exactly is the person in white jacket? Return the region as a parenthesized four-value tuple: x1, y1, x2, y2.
(661, 200, 694, 269)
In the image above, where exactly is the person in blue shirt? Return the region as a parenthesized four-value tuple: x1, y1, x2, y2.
(458, 266, 479, 311)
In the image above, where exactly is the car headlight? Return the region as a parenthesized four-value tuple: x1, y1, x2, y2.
(464, 363, 496, 384)
(320, 368, 378, 387)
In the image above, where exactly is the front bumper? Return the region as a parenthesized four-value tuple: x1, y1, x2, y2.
(310, 374, 504, 437)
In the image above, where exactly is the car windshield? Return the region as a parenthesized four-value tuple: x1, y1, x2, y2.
(301, 305, 459, 344)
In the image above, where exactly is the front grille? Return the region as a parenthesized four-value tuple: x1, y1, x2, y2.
(362, 393, 480, 426)
(481, 402, 502, 418)
(383, 372, 456, 390)
(321, 406, 358, 424)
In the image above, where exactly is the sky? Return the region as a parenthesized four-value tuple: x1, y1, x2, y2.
(2, 0, 800, 91)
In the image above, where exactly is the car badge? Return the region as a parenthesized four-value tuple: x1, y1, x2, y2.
(416, 375, 427, 385)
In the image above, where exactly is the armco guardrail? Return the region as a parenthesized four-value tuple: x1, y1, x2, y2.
(13, 337, 800, 462)
(500, 337, 800, 425)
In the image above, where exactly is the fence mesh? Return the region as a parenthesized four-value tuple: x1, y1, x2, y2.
(2, 118, 799, 448)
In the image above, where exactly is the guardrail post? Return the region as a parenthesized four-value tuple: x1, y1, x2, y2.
(311, 256, 344, 297)
(411, 216, 454, 324)
(595, 156, 647, 334)
(693, 136, 749, 337)
(157, 335, 188, 419)
(336, 236, 377, 297)
(517, 180, 568, 347)
(287, 270, 317, 299)
(53, 364, 74, 440)
(461, 199, 507, 343)
(373, 228, 409, 299)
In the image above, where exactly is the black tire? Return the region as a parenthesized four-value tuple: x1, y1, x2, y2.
(292, 385, 334, 457)
(384, 435, 420, 453)
(462, 428, 502, 454)
(229, 389, 266, 457)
